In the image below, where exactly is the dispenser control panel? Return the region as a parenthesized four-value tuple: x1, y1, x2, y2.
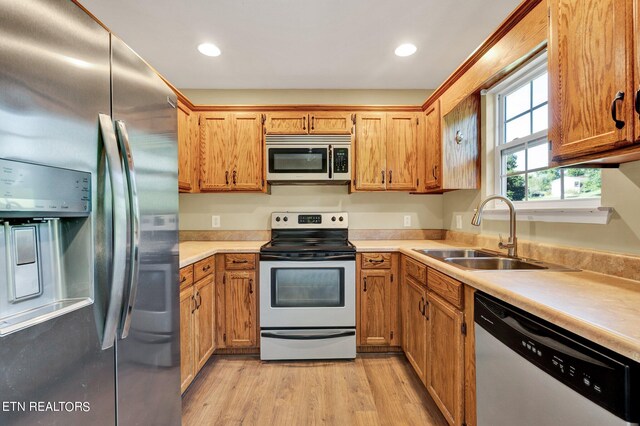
(0, 158, 91, 217)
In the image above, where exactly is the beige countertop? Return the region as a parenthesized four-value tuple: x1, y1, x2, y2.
(179, 239, 640, 362)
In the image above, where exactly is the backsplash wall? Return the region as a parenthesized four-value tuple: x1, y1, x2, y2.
(179, 185, 443, 231)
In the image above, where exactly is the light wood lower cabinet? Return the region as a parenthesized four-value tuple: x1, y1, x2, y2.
(358, 253, 399, 347)
(402, 274, 428, 384)
(216, 253, 259, 349)
(426, 291, 465, 426)
(179, 260, 216, 394)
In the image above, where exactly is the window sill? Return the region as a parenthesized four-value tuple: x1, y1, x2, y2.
(481, 199, 613, 224)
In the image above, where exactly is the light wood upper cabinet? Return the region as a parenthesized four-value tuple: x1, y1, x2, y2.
(386, 113, 418, 190)
(265, 112, 309, 134)
(309, 112, 353, 134)
(231, 113, 263, 191)
(441, 94, 480, 190)
(426, 292, 465, 426)
(360, 269, 392, 346)
(354, 112, 419, 191)
(179, 285, 195, 394)
(224, 270, 257, 348)
(355, 113, 387, 190)
(636, 0, 640, 143)
(194, 274, 215, 371)
(199, 112, 264, 192)
(424, 100, 442, 190)
(177, 100, 198, 192)
(549, 0, 636, 164)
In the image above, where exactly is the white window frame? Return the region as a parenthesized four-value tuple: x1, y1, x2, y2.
(483, 51, 612, 224)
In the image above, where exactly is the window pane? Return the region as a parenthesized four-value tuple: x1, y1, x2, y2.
(532, 104, 548, 133)
(506, 175, 526, 201)
(503, 147, 525, 174)
(528, 169, 561, 200)
(505, 84, 531, 120)
(532, 72, 548, 106)
(505, 113, 531, 142)
(527, 141, 549, 170)
(563, 169, 602, 199)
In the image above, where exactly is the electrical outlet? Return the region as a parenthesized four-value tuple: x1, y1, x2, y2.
(403, 215, 411, 227)
(211, 215, 220, 228)
(456, 215, 462, 229)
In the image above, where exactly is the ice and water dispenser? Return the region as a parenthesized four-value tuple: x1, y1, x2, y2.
(0, 158, 93, 335)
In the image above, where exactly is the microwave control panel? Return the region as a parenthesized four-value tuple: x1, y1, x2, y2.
(333, 148, 349, 173)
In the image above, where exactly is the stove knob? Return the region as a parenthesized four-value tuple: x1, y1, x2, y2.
(331, 216, 336, 222)
(275, 216, 281, 222)
(283, 216, 288, 222)
(339, 216, 344, 222)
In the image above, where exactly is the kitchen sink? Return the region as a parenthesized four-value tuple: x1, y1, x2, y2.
(443, 257, 577, 271)
(412, 248, 499, 259)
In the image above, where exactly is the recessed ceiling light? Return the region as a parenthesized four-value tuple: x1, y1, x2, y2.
(197, 43, 221, 57)
(395, 43, 417, 57)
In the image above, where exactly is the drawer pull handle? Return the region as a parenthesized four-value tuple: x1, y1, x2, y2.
(611, 91, 626, 129)
(232, 259, 248, 264)
(367, 259, 384, 264)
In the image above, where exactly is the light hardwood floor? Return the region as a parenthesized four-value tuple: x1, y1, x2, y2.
(182, 354, 448, 426)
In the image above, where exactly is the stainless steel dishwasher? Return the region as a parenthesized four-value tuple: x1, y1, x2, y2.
(475, 292, 639, 426)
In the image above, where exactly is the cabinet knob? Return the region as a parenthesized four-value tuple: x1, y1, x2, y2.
(611, 91, 626, 130)
(455, 130, 464, 144)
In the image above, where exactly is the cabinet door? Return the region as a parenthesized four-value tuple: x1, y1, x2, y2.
(426, 292, 464, 426)
(442, 94, 479, 190)
(424, 100, 442, 190)
(354, 113, 386, 190)
(224, 270, 257, 347)
(265, 112, 309, 134)
(231, 113, 263, 191)
(179, 286, 195, 393)
(309, 112, 353, 134)
(200, 113, 232, 191)
(635, 0, 640, 143)
(360, 269, 392, 346)
(404, 276, 427, 384)
(177, 101, 195, 192)
(194, 275, 215, 371)
(386, 113, 418, 190)
(549, 0, 635, 162)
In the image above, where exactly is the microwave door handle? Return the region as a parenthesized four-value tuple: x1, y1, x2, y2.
(115, 120, 141, 340)
(328, 145, 333, 179)
(98, 114, 128, 350)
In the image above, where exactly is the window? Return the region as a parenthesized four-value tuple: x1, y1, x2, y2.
(495, 56, 601, 203)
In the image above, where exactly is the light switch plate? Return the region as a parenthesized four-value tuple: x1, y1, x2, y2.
(456, 215, 463, 229)
(403, 215, 411, 227)
(211, 215, 221, 228)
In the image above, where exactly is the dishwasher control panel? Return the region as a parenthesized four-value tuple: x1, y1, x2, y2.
(475, 292, 639, 423)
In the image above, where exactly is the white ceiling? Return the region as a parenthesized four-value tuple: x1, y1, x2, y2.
(80, 0, 522, 89)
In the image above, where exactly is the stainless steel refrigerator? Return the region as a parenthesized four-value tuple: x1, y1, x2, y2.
(0, 0, 181, 425)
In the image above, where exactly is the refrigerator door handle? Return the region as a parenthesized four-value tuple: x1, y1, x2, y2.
(115, 120, 140, 339)
(99, 114, 128, 350)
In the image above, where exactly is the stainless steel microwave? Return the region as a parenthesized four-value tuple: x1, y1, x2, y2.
(265, 135, 351, 183)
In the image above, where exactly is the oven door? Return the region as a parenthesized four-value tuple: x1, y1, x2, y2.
(260, 260, 355, 328)
(266, 145, 330, 181)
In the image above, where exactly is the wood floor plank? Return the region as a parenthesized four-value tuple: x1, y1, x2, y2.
(182, 354, 447, 426)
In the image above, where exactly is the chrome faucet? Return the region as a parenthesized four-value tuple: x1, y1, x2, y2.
(471, 195, 518, 258)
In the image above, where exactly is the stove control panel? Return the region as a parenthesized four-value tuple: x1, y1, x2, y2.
(272, 212, 348, 229)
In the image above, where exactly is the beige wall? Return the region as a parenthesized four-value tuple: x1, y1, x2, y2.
(180, 89, 432, 105)
(180, 186, 442, 231)
(442, 94, 640, 256)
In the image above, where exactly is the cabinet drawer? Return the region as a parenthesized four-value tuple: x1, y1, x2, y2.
(361, 253, 392, 269)
(193, 256, 215, 282)
(404, 256, 426, 283)
(224, 253, 256, 270)
(428, 268, 463, 309)
(179, 265, 194, 289)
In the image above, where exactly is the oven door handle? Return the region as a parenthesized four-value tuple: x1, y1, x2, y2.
(259, 253, 355, 261)
(261, 330, 355, 340)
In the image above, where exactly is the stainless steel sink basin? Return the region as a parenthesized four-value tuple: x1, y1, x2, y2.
(412, 248, 499, 259)
(444, 257, 576, 271)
